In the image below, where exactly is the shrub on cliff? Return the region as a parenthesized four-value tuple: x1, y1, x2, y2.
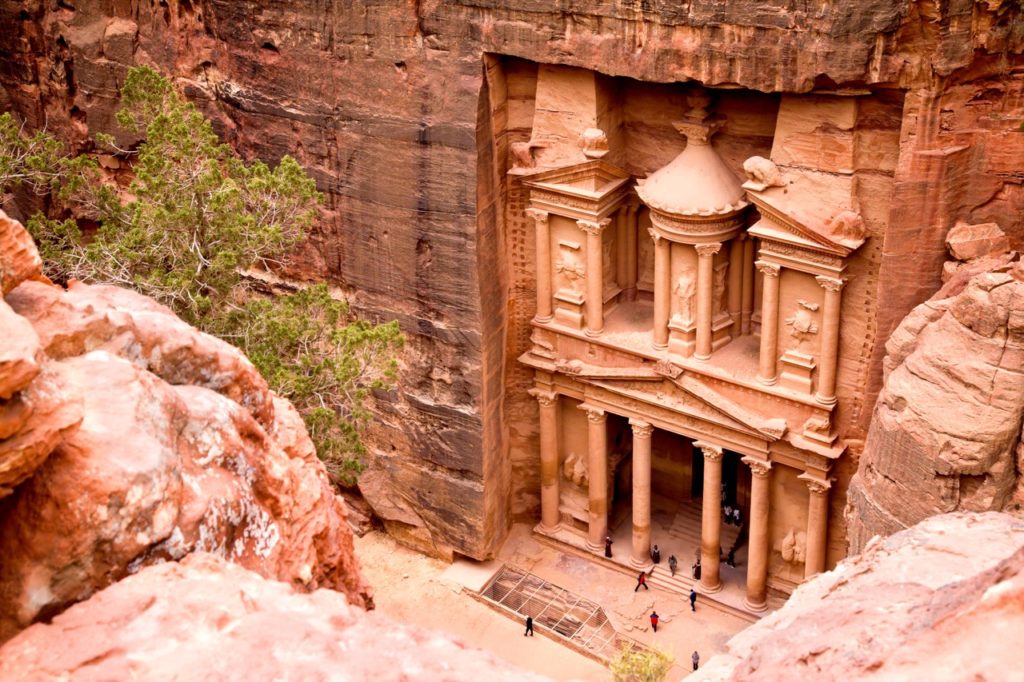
(1, 66, 402, 484)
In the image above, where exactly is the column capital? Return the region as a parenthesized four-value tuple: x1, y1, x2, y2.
(695, 242, 722, 258)
(577, 218, 612, 235)
(799, 472, 833, 495)
(742, 456, 772, 477)
(647, 226, 662, 245)
(815, 275, 846, 293)
(525, 208, 549, 224)
(628, 418, 654, 437)
(578, 403, 606, 423)
(528, 388, 558, 407)
(755, 260, 780, 278)
(693, 440, 724, 461)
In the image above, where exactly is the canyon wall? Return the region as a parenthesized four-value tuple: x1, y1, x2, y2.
(2, 1, 1022, 560)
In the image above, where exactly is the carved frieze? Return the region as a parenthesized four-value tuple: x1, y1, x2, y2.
(761, 241, 843, 269)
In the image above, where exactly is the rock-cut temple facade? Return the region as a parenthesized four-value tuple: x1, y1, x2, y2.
(511, 69, 872, 612)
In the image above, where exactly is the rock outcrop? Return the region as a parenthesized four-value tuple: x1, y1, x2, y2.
(0, 553, 546, 682)
(846, 258, 1024, 552)
(0, 212, 369, 642)
(692, 512, 1024, 681)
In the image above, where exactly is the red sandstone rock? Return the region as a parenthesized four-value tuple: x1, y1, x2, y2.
(946, 221, 1010, 262)
(0, 299, 39, 400)
(0, 210, 41, 295)
(847, 262, 1024, 551)
(0, 553, 545, 682)
(693, 512, 1024, 681)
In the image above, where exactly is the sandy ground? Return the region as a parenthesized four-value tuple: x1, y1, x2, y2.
(355, 524, 750, 681)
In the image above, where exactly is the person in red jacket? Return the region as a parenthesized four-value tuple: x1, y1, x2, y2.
(634, 570, 649, 591)
(650, 611, 659, 633)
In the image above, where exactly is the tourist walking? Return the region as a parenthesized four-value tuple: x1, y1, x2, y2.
(650, 611, 659, 633)
(524, 615, 534, 636)
(668, 554, 678, 577)
(651, 544, 661, 564)
(605, 535, 614, 558)
(689, 587, 697, 611)
(634, 570, 649, 591)
(692, 650, 700, 671)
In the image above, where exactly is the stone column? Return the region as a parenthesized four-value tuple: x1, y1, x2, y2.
(624, 203, 640, 301)
(526, 208, 552, 322)
(800, 475, 831, 578)
(652, 229, 670, 349)
(728, 237, 744, 327)
(629, 419, 654, 568)
(580, 404, 608, 551)
(695, 441, 724, 593)
(579, 219, 610, 337)
(742, 457, 772, 612)
(815, 276, 846, 405)
(529, 388, 560, 533)
(741, 237, 755, 334)
(695, 243, 722, 360)
(756, 261, 781, 384)
(616, 209, 629, 293)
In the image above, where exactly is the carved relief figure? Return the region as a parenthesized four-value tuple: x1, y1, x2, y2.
(563, 451, 588, 487)
(825, 210, 866, 243)
(713, 262, 728, 315)
(555, 247, 585, 293)
(637, 234, 654, 290)
(674, 268, 697, 322)
(742, 155, 785, 190)
(785, 299, 820, 344)
(780, 528, 807, 564)
(602, 235, 615, 294)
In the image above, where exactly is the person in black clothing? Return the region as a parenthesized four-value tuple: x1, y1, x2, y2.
(604, 535, 613, 558)
(692, 651, 700, 671)
(692, 557, 702, 581)
(689, 587, 697, 611)
(727, 547, 736, 567)
(651, 544, 661, 564)
(524, 615, 534, 636)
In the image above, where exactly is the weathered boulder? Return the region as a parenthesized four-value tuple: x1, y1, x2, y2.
(0, 210, 41, 295)
(0, 299, 39, 400)
(847, 262, 1024, 551)
(692, 512, 1024, 681)
(947, 221, 1011, 262)
(0, 553, 547, 682)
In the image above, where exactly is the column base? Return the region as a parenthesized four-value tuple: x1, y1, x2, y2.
(630, 557, 653, 571)
(694, 352, 712, 361)
(756, 374, 778, 386)
(584, 328, 604, 338)
(814, 393, 837, 406)
(533, 315, 554, 324)
(744, 596, 768, 613)
(586, 540, 604, 553)
(538, 521, 561, 535)
(652, 340, 668, 351)
(699, 579, 723, 594)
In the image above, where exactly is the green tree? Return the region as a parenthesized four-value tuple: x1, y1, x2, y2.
(609, 644, 674, 682)
(5, 66, 403, 484)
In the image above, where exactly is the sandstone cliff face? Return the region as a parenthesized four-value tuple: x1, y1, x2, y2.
(0, 212, 369, 642)
(693, 512, 1024, 681)
(0, 552, 546, 682)
(2, 1, 1022, 559)
(847, 257, 1024, 552)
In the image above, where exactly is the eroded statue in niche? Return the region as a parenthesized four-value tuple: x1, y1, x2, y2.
(578, 127, 609, 159)
(563, 451, 588, 487)
(555, 248, 585, 293)
(825, 210, 866, 243)
(785, 299, 819, 342)
(713, 262, 728, 315)
(602, 236, 615, 293)
(780, 528, 807, 564)
(510, 139, 547, 170)
(674, 268, 697, 322)
(637, 236, 655, 289)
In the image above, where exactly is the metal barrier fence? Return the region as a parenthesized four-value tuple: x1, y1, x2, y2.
(480, 564, 647, 661)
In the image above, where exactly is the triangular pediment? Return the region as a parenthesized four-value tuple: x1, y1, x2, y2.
(523, 159, 632, 200)
(747, 194, 851, 256)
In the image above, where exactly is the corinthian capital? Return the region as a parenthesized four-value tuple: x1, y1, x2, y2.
(742, 456, 772, 477)
(577, 218, 611, 235)
(578, 403, 606, 423)
(755, 260, 780, 278)
(528, 388, 557, 407)
(629, 418, 654, 438)
(693, 440, 723, 462)
(525, 208, 549, 225)
(815, 276, 846, 293)
(695, 242, 722, 258)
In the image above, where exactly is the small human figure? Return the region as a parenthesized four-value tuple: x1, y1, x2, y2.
(732, 507, 742, 527)
(650, 611, 659, 633)
(668, 554, 678, 577)
(723, 503, 734, 526)
(651, 544, 661, 564)
(524, 615, 534, 636)
(605, 535, 614, 558)
(634, 570, 649, 592)
(689, 587, 697, 612)
(727, 547, 736, 567)
(692, 557, 702, 581)
(692, 650, 700, 671)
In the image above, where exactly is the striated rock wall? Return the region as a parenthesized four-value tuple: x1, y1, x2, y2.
(846, 255, 1024, 552)
(0, 552, 546, 682)
(0, 212, 369, 642)
(2, 1, 1022, 560)
(693, 512, 1024, 681)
